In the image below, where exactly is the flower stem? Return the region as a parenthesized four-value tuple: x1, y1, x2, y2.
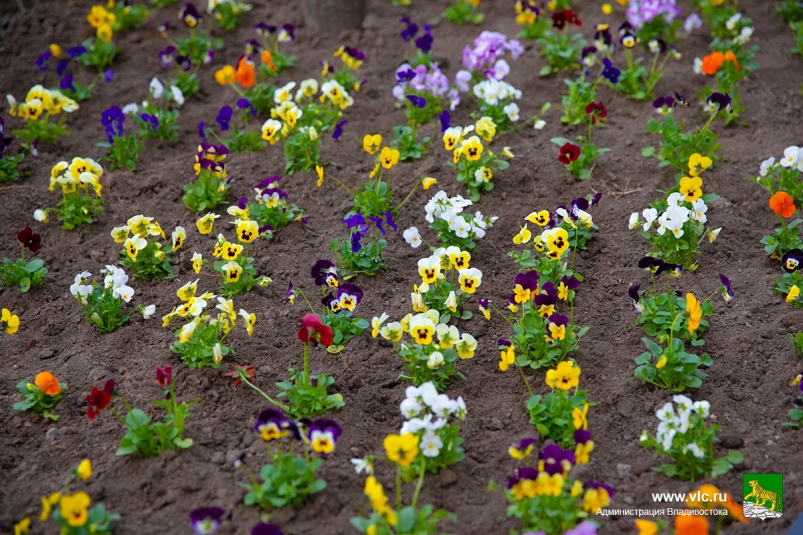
(396, 466, 402, 512)
(240, 376, 290, 412)
(519, 365, 534, 397)
(411, 457, 426, 509)
(303, 342, 310, 386)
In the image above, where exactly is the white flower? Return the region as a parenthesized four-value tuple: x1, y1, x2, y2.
(781, 146, 801, 168)
(692, 400, 710, 418)
(449, 216, 471, 238)
(693, 57, 703, 75)
(70, 271, 93, 303)
(657, 421, 678, 452)
(351, 458, 373, 474)
(444, 291, 457, 313)
(677, 408, 692, 433)
(667, 192, 685, 206)
(431, 394, 457, 417)
(400, 398, 423, 419)
(427, 351, 444, 368)
(690, 199, 708, 223)
(420, 431, 443, 457)
(455, 396, 467, 419)
(122, 103, 139, 115)
(736, 26, 753, 45)
(403, 227, 422, 248)
(212, 343, 223, 364)
(149, 77, 164, 98)
(114, 284, 135, 302)
(402, 416, 429, 434)
(726, 13, 741, 31)
(141, 304, 156, 319)
(642, 208, 658, 230)
(760, 157, 775, 177)
(629, 212, 640, 229)
(170, 85, 185, 106)
(503, 102, 520, 122)
(416, 382, 439, 407)
(33, 209, 48, 222)
(656, 402, 675, 422)
(709, 227, 722, 243)
(658, 212, 683, 238)
(534, 119, 546, 130)
(685, 443, 706, 459)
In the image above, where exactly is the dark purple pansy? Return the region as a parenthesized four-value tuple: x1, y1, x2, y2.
(336, 282, 363, 307)
(198, 121, 206, 140)
(68, 45, 87, 59)
(547, 312, 569, 330)
(655, 262, 683, 277)
(140, 113, 159, 131)
(590, 192, 603, 206)
(60, 73, 76, 92)
(254, 175, 280, 191)
(180, 2, 202, 27)
(400, 17, 419, 41)
(719, 273, 734, 302)
(332, 120, 347, 141)
(511, 437, 538, 453)
(254, 22, 276, 35)
(159, 46, 176, 67)
(415, 25, 433, 53)
(706, 92, 732, 113)
(350, 230, 362, 252)
(514, 271, 539, 292)
(252, 522, 284, 535)
(216, 106, 233, 131)
(258, 224, 273, 235)
(628, 284, 643, 312)
(104, 69, 114, 83)
(438, 110, 451, 132)
(498, 337, 512, 347)
(574, 429, 593, 445)
(586, 480, 615, 497)
(286, 280, 294, 300)
(601, 58, 620, 84)
(782, 249, 803, 273)
(652, 95, 676, 114)
(237, 196, 248, 210)
(343, 213, 366, 228)
(237, 98, 257, 116)
(368, 215, 386, 235)
(244, 39, 261, 54)
(280, 23, 295, 42)
(344, 46, 365, 61)
(396, 67, 416, 84)
(406, 95, 426, 108)
(177, 55, 192, 72)
(188, 506, 226, 535)
(539, 444, 575, 475)
(310, 259, 336, 286)
(35, 50, 52, 71)
(56, 60, 69, 76)
(674, 92, 688, 106)
(637, 256, 664, 273)
(101, 106, 124, 141)
(560, 275, 580, 291)
(382, 211, 397, 232)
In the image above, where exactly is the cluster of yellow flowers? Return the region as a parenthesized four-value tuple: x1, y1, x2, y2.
(2, 307, 20, 334)
(111, 215, 185, 261)
(87, 4, 116, 42)
(7, 85, 79, 120)
(49, 157, 103, 197)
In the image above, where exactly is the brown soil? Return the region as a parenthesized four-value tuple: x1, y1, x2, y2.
(1, 0, 802, 534)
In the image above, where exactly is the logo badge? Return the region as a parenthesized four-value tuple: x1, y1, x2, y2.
(743, 473, 783, 520)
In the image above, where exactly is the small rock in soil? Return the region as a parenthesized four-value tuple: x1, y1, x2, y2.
(39, 349, 55, 359)
(439, 468, 458, 488)
(719, 432, 744, 449)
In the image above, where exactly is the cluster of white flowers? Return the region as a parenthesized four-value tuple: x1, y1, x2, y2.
(760, 145, 803, 176)
(629, 192, 709, 239)
(725, 13, 753, 45)
(472, 78, 521, 121)
(403, 191, 498, 247)
(399, 382, 467, 458)
(70, 265, 135, 304)
(653, 395, 710, 456)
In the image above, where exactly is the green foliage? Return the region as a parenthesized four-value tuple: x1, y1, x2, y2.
(536, 30, 585, 76)
(96, 134, 144, 171)
(351, 505, 456, 535)
(0, 152, 24, 183)
(391, 124, 430, 162)
(560, 74, 599, 125)
(170, 321, 233, 369)
(283, 128, 322, 173)
(321, 311, 368, 353)
(13, 117, 70, 148)
(136, 107, 180, 142)
(635, 337, 713, 392)
(551, 136, 610, 180)
(643, 114, 722, 175)
(52, 503, 119, 535)
(1, 256, 47, 292)
(635, 291, 712, 344)
(276, 369, 344, 419)
(242, 453, 327, 509)
(443, 0, 484, 24)
(111, 3, 149, 30)
(527, 389, 590, 449)
(183, 169, 229, 212)
(14, 378, 66, 420)
(119, 243, 174, 281)
(75, 279, 129, 333)
(333, 234, 388, 278)
(115, 381, 198, 457)
(78, 37, 117, 72)
(398, 342, 464, 391)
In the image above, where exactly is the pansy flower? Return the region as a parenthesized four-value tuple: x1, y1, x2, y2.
(251, 523, 283, 535)
(679, 175, 703, 202)
(188, 506, 225, 535)
(311, 259, 339, 288)
(574, 429, 594, 465)
(155, 365, 173, 388)
(17, 227, 42, 252)
(400, 16, 419, 41)
(546, 360, 580, 391)
(498, 339, 516, 371)
(704, 92, 732, 114)
(782, 249, 803, 273)
(458, 268, 482, 294)
(601, 58, 620, 83)
(539, 444, 575, 476)
(769, 191, 796, 218)
(656, 262, 684, 277)
(305, 418, 342, 455)
(477, 298, 490, 320)
(336, 282, 363, 311)
(512, 271, 538, 304)
(638, 256, 664, 273)
(254, 408, 297, 442)
(383, 433, 419, 467)
(652, 95, 676, 115)
(545, 313, 570, 343)
(298, 314, 333, 346)
(719, 274, 734, 302)
(585, 101, 607, 124)
(86, 378, 115, 420)
(180, 3, 202, 28)
(508, 437, 538, 460)
(216, 106, 233, 131)
(629, 284, 645, 312)
(557, 142, 581, 165)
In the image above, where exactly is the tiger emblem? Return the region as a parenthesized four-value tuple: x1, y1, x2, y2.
(744, 480, 782, 512)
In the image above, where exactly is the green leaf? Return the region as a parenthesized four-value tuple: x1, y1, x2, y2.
(115, 445, 138, 456)
(398, 507, 417, 532)
(725, 450, 744, 463)
(19, 276, 31, 292)
(641, 146, 655, 157)
(539, 65, 552, 76)
(173, 437, 193, 448)
(550, 137, 570, 146)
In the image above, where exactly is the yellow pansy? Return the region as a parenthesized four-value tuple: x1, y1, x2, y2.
(460, 136, 484, 161)
(379, 146, 400, 169)
(76, 459, 92, 480)
(236, 220, 259, 243)
(316, 165, 324, 187)
(458, 268, 482, 294)
(221, 242, 243, 260)
(513, 224, 531, 244)
(475, 116, 496, 142)
(422, 176, 437, 190)
(171, 226, 186, 250)
(239, 309, 256, 336)
(192, 252, 203, 274)
(688, 153, 712, 176)
(222, 261, 243, 282)
(679, 175, 703, 202)
(383, 433, 419, 467)
(363, 134, 382, 154)
(59, 492, 91, 527)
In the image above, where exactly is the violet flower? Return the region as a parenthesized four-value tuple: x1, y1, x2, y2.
(237, 98, 257, 116)
(332, 120, 347, 141)
(56, 60, 69, 76)
(400, 17, 419, 41)
(60, 73, 76, 92)
(216, 106, 233, 131)
(188, 506, 225, 535)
